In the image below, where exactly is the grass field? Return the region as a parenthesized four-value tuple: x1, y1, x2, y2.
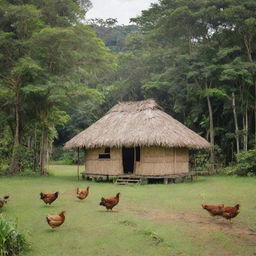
(1, 165, 256, 256)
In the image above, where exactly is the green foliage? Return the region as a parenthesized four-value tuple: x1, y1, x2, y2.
(204, 88, 228, 99)
(109, 0, 256, 167)
(0, 216, 29, 256)
(222, 149, 256, 176)
(51, 146, 78, 165)
(0, 0, 115, 175)
(1, 0, 256, 172)
(189, 150, 211, 173)
(0, 125, 12, 171)
(10, 145, 35, 173)
(88, 18, 138, 52)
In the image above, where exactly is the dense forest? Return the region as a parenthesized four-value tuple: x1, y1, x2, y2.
(1, 0, 256, 176)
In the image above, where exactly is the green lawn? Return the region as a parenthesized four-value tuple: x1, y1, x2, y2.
(1, 166, 256, 256)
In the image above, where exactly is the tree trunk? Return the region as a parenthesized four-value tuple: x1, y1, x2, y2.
(9, 86, 21, 174)
(255, 83, 256, 144)
(39, 107, 49, 175)
(206, 84, 214, 168)
(232, 92, 240, 154)
(243, 33, 256, 144)
(33, 125, 37, 173)
(39, 127, 48, 175)
(243, 107, 248, 151)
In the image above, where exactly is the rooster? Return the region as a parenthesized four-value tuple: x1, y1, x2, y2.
(76, 186, 90, 200)
(40, 192, 59, 205)
(46, 210, 66, 229)
(99, 192, 120, 211)
(0, 196, 9, 209)
(202, 204, 224, 216)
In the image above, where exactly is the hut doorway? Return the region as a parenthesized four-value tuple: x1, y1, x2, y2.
(122, 147, 134, 174)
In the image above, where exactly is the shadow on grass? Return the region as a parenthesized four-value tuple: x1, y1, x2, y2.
(40, 204, 55, 208)
(44, 228, 57, 233)
(96, 210, 119, 213)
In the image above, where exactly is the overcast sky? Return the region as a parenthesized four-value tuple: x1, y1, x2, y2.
(86, 0, 159, 25)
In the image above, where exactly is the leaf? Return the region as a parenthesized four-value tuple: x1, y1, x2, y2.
(205, 88, 228, 98)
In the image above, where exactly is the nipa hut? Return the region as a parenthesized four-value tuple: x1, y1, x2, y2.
(65, 99, 210, 183)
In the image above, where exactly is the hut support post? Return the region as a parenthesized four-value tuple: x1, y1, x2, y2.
(133, 146, 136, 175)
(77, 148, 80, 181)
(174, 149, 176, 174)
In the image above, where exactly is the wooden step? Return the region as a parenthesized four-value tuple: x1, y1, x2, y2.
(117, 176, 141, 179)
(116, 177, 142, 185)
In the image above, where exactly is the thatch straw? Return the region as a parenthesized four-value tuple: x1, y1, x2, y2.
(64, 99, 210, 149)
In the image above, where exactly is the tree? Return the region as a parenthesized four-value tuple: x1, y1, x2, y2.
(0, 0, 114, 175)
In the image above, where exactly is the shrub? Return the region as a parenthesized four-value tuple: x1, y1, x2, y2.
(0, 216, 29, 256)
(222, 149, 256, 176)
(189, 149, 211, 173)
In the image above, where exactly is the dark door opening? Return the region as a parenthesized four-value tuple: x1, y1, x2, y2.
(122, 147, 134, 174)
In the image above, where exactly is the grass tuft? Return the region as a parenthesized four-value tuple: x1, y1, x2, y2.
(140, 230, 164, 245)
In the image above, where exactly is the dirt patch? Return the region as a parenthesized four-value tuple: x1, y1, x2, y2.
(122, 206, 256, 240)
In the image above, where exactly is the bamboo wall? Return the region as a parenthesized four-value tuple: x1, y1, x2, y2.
(135, 147, 189, 175)
(85, 146, 189, 176)
(85, 147, 122, 175)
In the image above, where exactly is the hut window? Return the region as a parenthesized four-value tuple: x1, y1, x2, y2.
(135, 146, 140, 162)
(99, 147, 111, 159)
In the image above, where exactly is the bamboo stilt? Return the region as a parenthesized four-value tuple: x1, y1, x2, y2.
(77, 148, 80, 181)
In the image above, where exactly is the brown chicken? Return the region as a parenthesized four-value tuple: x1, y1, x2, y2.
(40, 192, 59, 205)
(221, 204, 240, 221)
(76, 186, 90, 200)
(202, 204, 224, 216)
(99, 192, 120, 211)
(46, 210, 66, 229)
(0, 196, 9, 209)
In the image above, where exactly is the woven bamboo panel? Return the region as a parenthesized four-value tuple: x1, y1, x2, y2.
(85, 147, 122, 174)
(135, 162, 175, 175)
(141, 147, 174, 163)
(84, 146, 189, 176)
(136, 147, 188, 175)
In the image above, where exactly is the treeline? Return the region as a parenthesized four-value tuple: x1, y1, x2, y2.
(128, 0, 256, 166)
(1, 0, 256, 175)
(0, 0, 115, 175)
(87, 0, 256, 167)
(86, 0, 256, 167)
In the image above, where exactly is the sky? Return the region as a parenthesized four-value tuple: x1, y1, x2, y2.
(86, 0, 159, 25)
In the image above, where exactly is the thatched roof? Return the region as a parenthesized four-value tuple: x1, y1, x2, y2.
(65, 99, 210, 149)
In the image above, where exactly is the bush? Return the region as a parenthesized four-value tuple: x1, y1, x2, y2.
(0, 164, 9, 176)
(189, 149, 211, 173)
(0, 216, 29, 256)
(222, 149, 256, 176)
